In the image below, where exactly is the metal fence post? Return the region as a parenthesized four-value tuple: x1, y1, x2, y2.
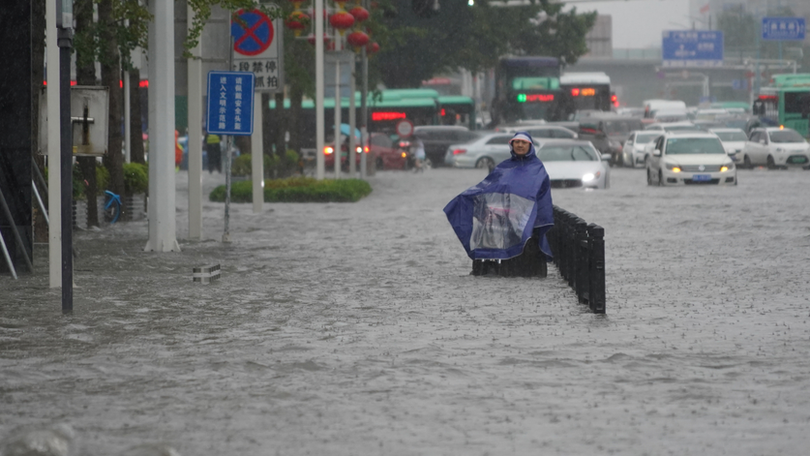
(588, 223, 606, 314)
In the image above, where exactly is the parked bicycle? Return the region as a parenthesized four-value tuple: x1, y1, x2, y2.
(104, 190, 122, 224)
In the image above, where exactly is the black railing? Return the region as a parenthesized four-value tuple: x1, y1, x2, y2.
(546, 206, 606, 314)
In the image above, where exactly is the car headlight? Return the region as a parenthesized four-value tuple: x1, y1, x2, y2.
(665, 163, 682, 173)
(581, 171, 601, 183)
(720, 163, 733, 172)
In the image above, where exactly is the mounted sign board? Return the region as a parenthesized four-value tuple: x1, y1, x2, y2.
(662, 30, 724, 68)
(206, 71, 255, 136)
(762, 17, 806, 41)
(395, 119, 414, 138)
(231, 8, 284, 93)
(38, 86, 109, 156)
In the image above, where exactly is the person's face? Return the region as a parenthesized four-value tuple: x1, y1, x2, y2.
(512, 139, 530, 156)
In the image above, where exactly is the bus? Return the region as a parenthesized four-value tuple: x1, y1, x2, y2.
(492, 56, 562, 125)
(266, 89, 476, 149)
(558, 72, 612, 120)
(753, 73, 810, 137)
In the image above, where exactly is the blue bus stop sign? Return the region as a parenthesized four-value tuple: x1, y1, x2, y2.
(206, 71, 255, 136)
(662, 30, 724, 68)
(762, 17, 806, 41)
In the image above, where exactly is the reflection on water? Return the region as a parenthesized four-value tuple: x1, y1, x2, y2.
(3, 169, 810, 454)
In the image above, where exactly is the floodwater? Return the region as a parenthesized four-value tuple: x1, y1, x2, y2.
(2, 166, 810, 455)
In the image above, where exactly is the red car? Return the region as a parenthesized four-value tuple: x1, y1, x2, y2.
(370, 132, 408, 170)
(323, 132, 408, 171)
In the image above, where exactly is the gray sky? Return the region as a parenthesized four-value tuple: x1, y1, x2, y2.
(569, 0, 693, 49)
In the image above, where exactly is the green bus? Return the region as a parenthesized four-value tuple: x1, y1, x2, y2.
(754, 73, 810, 137)
(266, 89, 476, 149)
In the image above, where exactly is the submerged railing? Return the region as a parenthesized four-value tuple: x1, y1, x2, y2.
(546, 206, 606, 314)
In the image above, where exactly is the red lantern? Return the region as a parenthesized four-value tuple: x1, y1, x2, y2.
(285, 11, 310, 36)
(307, 33, 333, 47)
(349, 6, 369, 23)
(366, 41, 380, 55)
(346, 30, 369, 49)
(329, 11, 354, 35)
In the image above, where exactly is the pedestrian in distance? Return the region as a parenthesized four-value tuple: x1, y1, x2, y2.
(443, 131, 554, 277)
(206, 132, 222, 174)
(411, 135, 426, 173)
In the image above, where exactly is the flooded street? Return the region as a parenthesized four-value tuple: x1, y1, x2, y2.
(3, 166, 810, 455)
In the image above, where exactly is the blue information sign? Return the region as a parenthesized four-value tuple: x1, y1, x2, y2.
(762, 17, 806, 41)
(206, 71, 255, 136)
(662, 30, 724, 68)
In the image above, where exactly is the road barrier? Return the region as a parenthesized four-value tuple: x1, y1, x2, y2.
(546, 206, 606, 314)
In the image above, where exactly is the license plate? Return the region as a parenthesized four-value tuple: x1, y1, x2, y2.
(789, 156, 808, 164)
(692, 174, 711, 182)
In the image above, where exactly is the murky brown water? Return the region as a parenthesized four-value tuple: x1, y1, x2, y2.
(3, 167, 810, 455)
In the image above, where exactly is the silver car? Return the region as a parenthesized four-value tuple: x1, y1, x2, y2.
(535, 140, 610, 189)
(444, 132, 541, 170)
(709, 128, 748, 166)
(622, 130, 662, 168)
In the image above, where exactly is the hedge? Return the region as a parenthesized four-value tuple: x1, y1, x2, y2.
(209, 176, 372, 203)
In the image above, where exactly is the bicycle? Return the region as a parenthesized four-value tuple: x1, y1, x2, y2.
(103, 190, 122, 224)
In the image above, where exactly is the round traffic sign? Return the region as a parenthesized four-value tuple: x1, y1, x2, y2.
(395, 119, 414, 138)
(231, 9, 275, 56)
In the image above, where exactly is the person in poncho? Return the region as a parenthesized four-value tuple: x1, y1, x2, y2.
(443, 131, 554, 277)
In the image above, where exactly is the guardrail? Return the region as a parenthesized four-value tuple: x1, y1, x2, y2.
(546, 206, 606, 314)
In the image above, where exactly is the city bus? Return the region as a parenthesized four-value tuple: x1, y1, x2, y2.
(753, 73, 810, 137)
(558, 72, 612, 120)
(492, 56, 562, 125)
(266, 89, 476, 149)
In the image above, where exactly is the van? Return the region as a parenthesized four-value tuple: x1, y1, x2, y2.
(643, 99, 687, 119)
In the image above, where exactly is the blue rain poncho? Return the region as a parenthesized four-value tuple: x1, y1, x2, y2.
(443, 131, 554, 260)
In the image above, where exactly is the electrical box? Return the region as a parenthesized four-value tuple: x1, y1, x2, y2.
(39, 85, 109, 156)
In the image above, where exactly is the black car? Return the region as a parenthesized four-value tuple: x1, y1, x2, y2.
(576, 115, 643, 167)
(413, 125, 481, 166)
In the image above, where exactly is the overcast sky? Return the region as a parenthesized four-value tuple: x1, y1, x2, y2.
(569, 0, 693, 49)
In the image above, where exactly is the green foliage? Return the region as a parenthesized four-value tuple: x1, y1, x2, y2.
(123, 162, 149, 194)
(96, 163, 110, 192)
(209, 177, 372, 203)
(232, 151, 301, 178)
(376, 0, 597, 87)
(72, 165, 85, 200)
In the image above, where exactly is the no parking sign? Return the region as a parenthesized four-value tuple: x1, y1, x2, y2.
(231, 8, 284, 93)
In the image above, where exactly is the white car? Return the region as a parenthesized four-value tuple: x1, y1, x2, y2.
(535, 140, 610, 189)
(622, 130, 662, 168)
(739, 127, 810, 169)
(444, 132, 541, 170)
(646, 131, 736, 186)
(644, 121, 698, 132)
(709, 128, 748, 166)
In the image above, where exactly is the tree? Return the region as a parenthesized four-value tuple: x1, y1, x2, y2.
(375, 0, 596, 88)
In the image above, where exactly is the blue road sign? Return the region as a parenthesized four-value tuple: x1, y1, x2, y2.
(206, 71, 255, 136)
(662, 30, 724, 68)
(762, 17, 805, 41)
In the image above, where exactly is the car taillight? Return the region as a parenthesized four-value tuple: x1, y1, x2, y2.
(324, 146, 334, 155)
(453, 149, 466, 155)
(364, 146, 369, 153)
